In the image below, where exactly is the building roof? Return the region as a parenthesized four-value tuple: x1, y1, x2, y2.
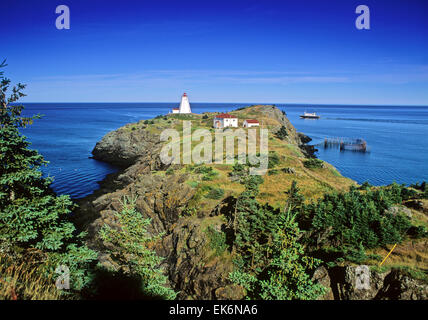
(215, 113, 237, 119)
(245, 119, 259, 123)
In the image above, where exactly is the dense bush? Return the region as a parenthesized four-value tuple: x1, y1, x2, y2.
(302, 183, 413, 251)
(303, 158, 324, 169)
(193, 165, 218, 181)
(275, 125, 288, 140)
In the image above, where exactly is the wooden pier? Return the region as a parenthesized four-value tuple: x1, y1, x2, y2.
(323, 137, 367, 152)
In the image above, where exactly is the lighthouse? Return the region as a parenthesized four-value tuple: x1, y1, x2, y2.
(178, 93, 192, 114)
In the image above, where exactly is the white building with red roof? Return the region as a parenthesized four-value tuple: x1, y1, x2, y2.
(213, 113, 238, 128)
(243, 119, 260, 128)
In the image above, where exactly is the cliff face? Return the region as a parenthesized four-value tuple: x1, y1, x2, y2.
(75, 105, 373, 299)
(91, 125, 162, 168)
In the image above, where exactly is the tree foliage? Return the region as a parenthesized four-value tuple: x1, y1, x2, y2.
(230, 177, 324, 300)
(99, 196, 176, 300)
(0, 61, 96, 291)
(304, 183, 412, 251)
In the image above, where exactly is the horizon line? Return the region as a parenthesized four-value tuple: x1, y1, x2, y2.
(19, 101, 428, 107)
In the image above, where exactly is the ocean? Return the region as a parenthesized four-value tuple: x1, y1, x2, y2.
(20, 103, 428, 199)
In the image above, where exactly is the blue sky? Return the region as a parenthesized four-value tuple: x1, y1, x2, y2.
(1, 0, 427, 105)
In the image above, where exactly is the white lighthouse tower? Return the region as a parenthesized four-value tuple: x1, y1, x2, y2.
(178, 93, 192, 114)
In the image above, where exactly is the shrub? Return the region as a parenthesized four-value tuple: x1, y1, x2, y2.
(206, 188, 224, 200)
(165, 168, 174, 175)
(275, 125, 288, 140)
(303, 158, 324, 169)
(408, 225, 428, 238)
(358, 181, 372, 190)
(268, 151, 280, 169)
(343, 243, 368, 264)
(410, 181, 426, 191)
(303, 184, 413, 250)
(194, 165, 219, 181)
(268, 169, 279, 175)
(281, 167, 295, 174)
(202, 114, 209, 119)
(194, 165, 213, 174)
(229, 162, 248, 182)
(205, 226, 228, 256)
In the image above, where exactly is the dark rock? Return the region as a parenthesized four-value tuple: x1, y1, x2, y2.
(298, 132, 312, 144)
(92, 126, 160, 167)
(405, 200, 428, 214)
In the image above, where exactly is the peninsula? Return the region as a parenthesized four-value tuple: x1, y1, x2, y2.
(75, 105, 428, 300)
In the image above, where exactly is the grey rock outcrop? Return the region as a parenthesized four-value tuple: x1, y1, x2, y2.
(92, 124, 160, 167)
(313, 265, 428, 300)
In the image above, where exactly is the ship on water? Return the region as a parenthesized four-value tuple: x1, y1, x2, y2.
(300, 111, 320, 119)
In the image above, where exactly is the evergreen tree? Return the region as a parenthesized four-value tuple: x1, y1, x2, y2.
(306, 184, 412, 254)
(0, 61, 96, 291)
(230, 177, 324, 299)
(99, 196, 176, 300)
